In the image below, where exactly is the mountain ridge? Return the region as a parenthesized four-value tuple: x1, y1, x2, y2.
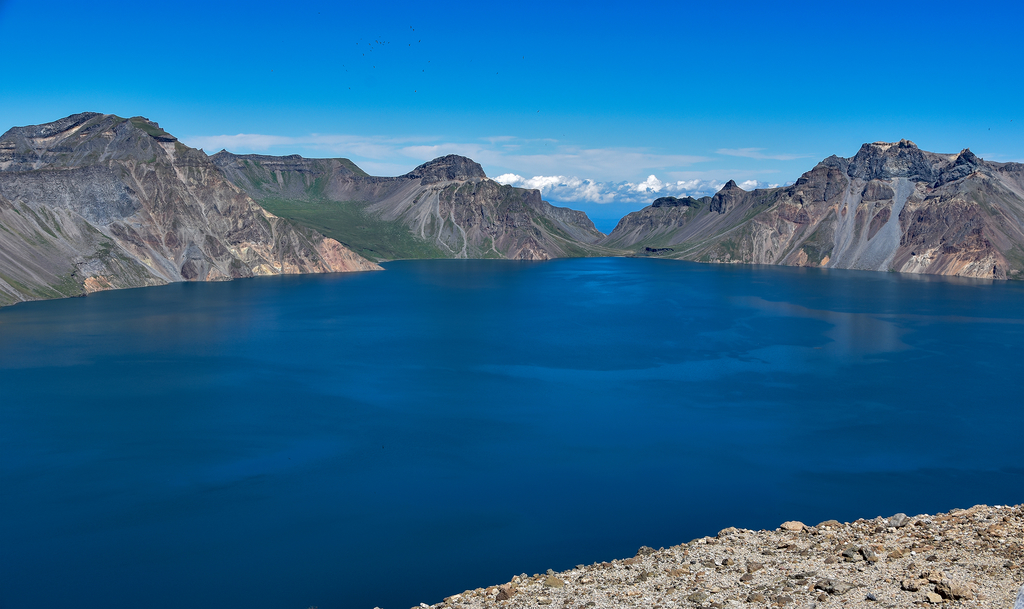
(604, 140, 1024, 280)
(0, 112, 379, 307)
(4, 112, 1024, 310)
(211, 150, 611, 261)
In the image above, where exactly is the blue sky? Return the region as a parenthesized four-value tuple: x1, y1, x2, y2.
(1, 0, 1022, 226)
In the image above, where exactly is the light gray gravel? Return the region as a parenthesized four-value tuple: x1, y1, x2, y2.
(414, 503, 1023, 609)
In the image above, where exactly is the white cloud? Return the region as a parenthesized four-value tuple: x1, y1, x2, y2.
(716, 148, 810, 161)
(493, 174, 781, 205)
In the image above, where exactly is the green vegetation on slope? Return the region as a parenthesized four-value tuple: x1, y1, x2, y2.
(258, 198, 444, 261)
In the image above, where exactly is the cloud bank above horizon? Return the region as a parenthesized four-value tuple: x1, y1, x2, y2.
(491, 174, 780, 205)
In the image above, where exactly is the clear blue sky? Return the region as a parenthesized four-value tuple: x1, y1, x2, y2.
(1, 0, 1021, 224)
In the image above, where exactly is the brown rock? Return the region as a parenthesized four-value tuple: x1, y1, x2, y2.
(746, 562, 764, 573)
(934, 579, 977, 600)
(779, 521, 805, 532)
(495, 584, 515, 601)
(746, 593, 766, 603)
(926, 591, 943, 604)
(543, 576, 564, 589)
(718, 527, 740, 538)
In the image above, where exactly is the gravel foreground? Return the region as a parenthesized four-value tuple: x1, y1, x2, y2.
(407, 504, 1022, 609)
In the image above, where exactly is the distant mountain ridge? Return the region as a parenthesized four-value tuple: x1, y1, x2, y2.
(211, 151, 610, 261)
(604, 140, 1024, 280)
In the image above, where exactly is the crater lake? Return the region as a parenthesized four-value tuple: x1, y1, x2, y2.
(2, 258, 1022, 609)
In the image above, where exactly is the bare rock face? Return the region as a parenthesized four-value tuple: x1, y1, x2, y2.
(404, 154, 487, 184)
(604, 141, 1024, 280)
(0, 113, 379, 307)
(212, 151, 607, 261)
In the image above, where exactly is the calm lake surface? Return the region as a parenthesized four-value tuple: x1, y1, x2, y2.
(2, 258, 1023, 609)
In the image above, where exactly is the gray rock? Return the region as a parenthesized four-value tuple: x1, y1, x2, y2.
(890, 513, 910, 528)
(1014, 584, 1024, 609)
(815, 579, 855, 596)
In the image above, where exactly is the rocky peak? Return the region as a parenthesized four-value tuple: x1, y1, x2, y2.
(935, 148, 984, 185)
(847, 139, 935, 181)
(651, 196, 699, 208)
(6, 112, 104, 140)
(404, 155, 487, 184)
(709, 180, 746, 214)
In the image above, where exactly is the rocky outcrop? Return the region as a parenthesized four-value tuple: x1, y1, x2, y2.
(0, 113, 379, 307)
(416, 503, 1023, 609)
(604, 141, 1024, 280)
(212, 151, 610, 261)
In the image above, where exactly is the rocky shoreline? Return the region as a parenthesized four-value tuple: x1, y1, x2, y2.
(412, 504, 1022, 609)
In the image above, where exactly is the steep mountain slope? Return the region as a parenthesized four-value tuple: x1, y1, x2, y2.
(212, 152, 611, 261)
(604, 140, 1024, 279)
(0, 113, 379, 307)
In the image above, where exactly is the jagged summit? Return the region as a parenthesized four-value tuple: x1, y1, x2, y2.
(403, 154, 487, 184)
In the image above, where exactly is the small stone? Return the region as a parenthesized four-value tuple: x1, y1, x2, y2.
(926, 591, 943, 604)
(831, 582, 855, 596)
(775, 595, 793, 605)
(543, 575, 564, 588)
(1014, 584, 1024, 609)
(739, 573, 753, 582)
(935, 579, 977, 600)
(816, 593, 828, 602)
(746, 593, 766, 603)
(637, 546, 656, 556)
(718, 527, 740, 538)
(537, 596, 553, 606)
(841, 545, 863, 562)
(546, 568, 554, 575)
(780, 521, 805, 532)
(890, 513, 910, 528)
(722, 558, 735, 566)
(687, 591, 710, 603)
(925, 554, 938, 562)
(860, 547, 880, 562)
(815, 579, 854, 596)
(866, 592, 878, 601)
(824, 556, 837, 565)
(746, 562, 763, 573)
(817, 519, 841, 529)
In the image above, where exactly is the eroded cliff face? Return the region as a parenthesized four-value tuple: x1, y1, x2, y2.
(0, 113, 379, 307)
(212, 152, 608, 261)
(604, 140, 1024, 280)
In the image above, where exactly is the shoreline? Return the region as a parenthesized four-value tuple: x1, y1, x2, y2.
(415, 503, 1022, 609)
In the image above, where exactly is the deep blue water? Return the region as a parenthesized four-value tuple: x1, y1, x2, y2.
(2, 258, 1023, 609)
